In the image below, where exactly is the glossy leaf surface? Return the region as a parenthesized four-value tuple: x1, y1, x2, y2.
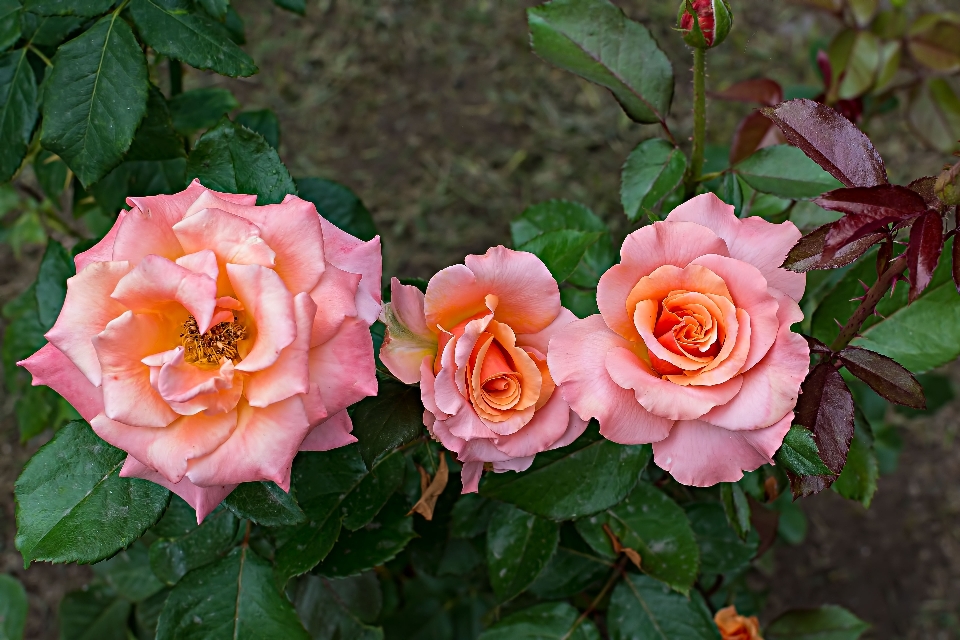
(794, 363, 855, 475)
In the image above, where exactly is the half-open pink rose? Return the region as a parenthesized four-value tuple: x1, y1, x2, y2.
(549, 193, 809, 486)
(379, 246, 587, 492)
(19, 179, 381, 520)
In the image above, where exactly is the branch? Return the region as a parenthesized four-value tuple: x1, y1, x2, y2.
(829, 254, 907, 352)
(562, 555, 629, 640)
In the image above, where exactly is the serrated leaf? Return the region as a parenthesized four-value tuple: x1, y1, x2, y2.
(129, 0, 256, 77)
(782, 224, 884, 272)
(686, 502, 758, 577)
(23, 0, 111, 17)
(518, 229, 603, 283)
(34, 239, 72, 330)
(186, 118, 295, 205)
(15, 421, 170, 565)
(349, 378, 423, 467)
(478, 602, 601, 640)
(33, 150, 68, 201)
(291, 574, 384, 640)
(59, 585, 131, 640)
(479, 425, 650, 521)
(19, 10, 82, 45)
(815, 185, 927, 257)
(341, 449, 405, 530)
(766, 605, 869, 639)
(197, 0, 227, 21)
(906, 210, 943, 301)
(236, 109, 279, 149)
(838, 346, 924, 409)
(775, 426, 834, 477)
(607, 573, 720, 640)
(620, 138, 687, 221)
(93, 541, 165, 602)
(296, 176, 378, 242)
(157, 546, 310, 640)
(168, 87, 239, 134)
(0, 0, 20, 53)
(274, 494, 342, 584)
(450, 493, 496, 539)
(486, 502, 559, 602)
(149, 506, 238, 586)
(735, 145, 843, 199)
(795, 363, 855, 476)
(528, 524, 611, 600)
(316, 495, 415, 578)
(0, 48, 38, 183)
(527, 0, 673, 125)
(720, 481, 751, 540)
(223, 481, 305, 526)
(0, 574, 27, 640)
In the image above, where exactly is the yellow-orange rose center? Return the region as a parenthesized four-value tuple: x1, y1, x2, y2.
(180, 313, 248, 368)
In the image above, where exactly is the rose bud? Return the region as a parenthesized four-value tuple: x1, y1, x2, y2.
(678, 0, 733, 49)
(379, 246, 587, 493)
(19, 180, 382, 521)
(549, 194, 809, 487)
(715, 606, 763, 640)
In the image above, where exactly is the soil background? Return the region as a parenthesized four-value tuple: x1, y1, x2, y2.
(1, 0, 958, 638)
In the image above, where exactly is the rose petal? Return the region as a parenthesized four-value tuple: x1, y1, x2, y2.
(460, 461, 483, 493)
(299, 409, 358, 451)
(304, 316, 378, 417)
(111, 255, 218, 333)
(18, 343, 104, 421)
(492, 390, 573, 458)
(244, 292, 316, 407)
(318, 216, 382, 326)
(420, 357, 450, 421)
(226, 264, 296, 373)
(152, 348, 242, 416)
(379, 279, 436, 384)
(74, 210, 126, 273)
(309, 264, 361, 346)
(111, 207, 184, 267)
(517, 306, 577, 355)
(120, 455, 236, 524)
(175, 249, 219, 282)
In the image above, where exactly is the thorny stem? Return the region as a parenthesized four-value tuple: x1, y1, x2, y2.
(562, 556, 629, 640)
(829, 254, 908, 352)
(687, 47, 707, 194)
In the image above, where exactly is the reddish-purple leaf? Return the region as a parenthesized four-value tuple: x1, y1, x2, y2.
(794, 362, 855, 475)
(729, 111, 785, 165)
(906, 210, 944, 301)
(908, 176, 940, 210)
(781, 223, 885, 272)
(817, 185, 929, 256)
(838, 346, 926, 409)
(786, 470, 834, 499)
(712, 78, 783, 106)
(804, 335, 833, 356)
(761, 99, 888, 188)
(816, 50, 832, 91)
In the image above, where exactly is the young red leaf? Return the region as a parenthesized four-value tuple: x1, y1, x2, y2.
(906, 210, 944, 301)
(786, 470, 834, 499)
(729, 111, 785, 165)
(908, 175, 941, 210)
(838, 346, 926, 409)
(781, 223, 884, 272)
(816, 185, 928, 256)
(794, 362, 855, 475)
(804, 335, 832, 356)
(761, 99, 887, 188)
(711, 78, 783, 106)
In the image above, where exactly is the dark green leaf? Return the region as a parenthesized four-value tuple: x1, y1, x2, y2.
(23, 0, 111, 17)
(186, 119, 296, 205)
(832, 413, 878, 507)
(0, 48, 38, 183)
(168, 87, 239, 134)
(480, 425, 650, 521)
(0, 574, 27, 640)
(135, 590, 169, 640)
(909, 79, 960, 154)
(129, 0, 256, 77)
(607, 573, 721, 640)
(518, 229, 603, 283)
(34, 239, 72, 329)
(19, 11, 82, 45)
(33, 150, 68, 201)
(41, 12, 148, 186)
(621, 139, 687, 221)
(149, 507, 239, 586)
(349, 378, 423, 467)
(15, 421, 170, 565)
(560, 286, 600, 318)
(272, 0, 304, 14)
(0, 0, 20, 53)
(735, 145, 843, 199)
(720, 481, 751, 541)
(291, 573, 383, 640)
(157, 546, 310, 640)
(296, 176, 377, 242)
(528, 0, 673, 125)
(236, 109, 279, 149)
(316, 495, 415, 578)
(450, 493, 496, 539)
(223, 481, 305, 527)
(341, 449, 405, 530)
(274, 494, 342, 584)
(528, 524, 611, 599)
(291, 446, 368, 503)
(478, 602, 600, 640)
(575, 482, 699, 594)
(766, 605, 869, 640)
(685, 502, 759, 577)
(437, 538, 484, 576)
(775, 426, 834, 477)
(222, 5, 244, 43)
(150, 494, 198, 538)
(486, 502, 559, 602)
(59, 585, 131, 640)
(197, 0, 228, 21)
(94, 541, 165, 602)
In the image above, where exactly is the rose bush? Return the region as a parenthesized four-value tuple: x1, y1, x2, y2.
(18, 180, 381, 520)
(379, 246, 586, 491)
(549, 193, 810, 486)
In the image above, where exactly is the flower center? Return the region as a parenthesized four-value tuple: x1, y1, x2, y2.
(180, 314, 247, 368)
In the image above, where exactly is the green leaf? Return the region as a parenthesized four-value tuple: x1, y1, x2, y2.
(486, 503, 559, 602)
(316, 495, 415, 578)
(340, 449, 405, 530)
(149, 506, 239, 586)
(621, 139, 688, 221)
(223, 481, 305, 527)
(685, 502, 759, 577)
(575, 482, 699, 594)
(186, 119, 296, 205)
(837, 30, 880, 100)
(480, 425, 650, 521)
(607, 573, 721, 640)
(157, 546, 310, 640)
(766, 605, 870, 640)
(135, 590, 169, 640)
(150, 494, 199, 538)
(450, 493, 496, 539)
(197, 0, 228, 21)
(272, 0, 304, 14)
(775, 426, 834, 477)
(296, 176, 378, 242)
(527, 0, 673, 125)
(832, 413, 878, 507)
(909, 79, 960, 154)
(23, 0, 112, 17)
(349, 378, 423, 467)
(0, 48, 38, 183)
(518, 229, 603, 283)
(274, 494, 342, 584)
(478, 602, 601, 640)
(34, 239, 72, 329)
(93, 541, 165, 602)
(560, 287, 600, 318)
(720, 481, 751, 541)
(15, 421, 170, 565)
(33, 150, 68, 201)
(0, 574, 27, 640)
(59, 585, 131, 640)
(528, 524, 611, 599)
(0, 0, 20, 53)
(168, 87, 239, 134)
(129, 0, 256, 77)
(735, 145, 843, 199)
(19, 11, 82, 46)
(41, 12, 148, 187)
(290, 573, 383, 640)
(236, 109, 279, 149)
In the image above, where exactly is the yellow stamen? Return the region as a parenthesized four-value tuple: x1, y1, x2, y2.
(180, 314, 247, 367)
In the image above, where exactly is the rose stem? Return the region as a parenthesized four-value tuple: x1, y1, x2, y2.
(687, 46, 707, 194)
(829, 254, 907, 352)
(561, 555, 629, 640)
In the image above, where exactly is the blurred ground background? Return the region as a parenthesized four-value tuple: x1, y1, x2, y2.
(2, 0, 958, 637)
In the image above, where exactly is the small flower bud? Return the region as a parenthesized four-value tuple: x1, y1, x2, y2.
(678, 0, 733, 49)
(935, 161, 960, 206)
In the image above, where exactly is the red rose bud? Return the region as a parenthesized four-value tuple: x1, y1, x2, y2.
(678, 0, 733, 49)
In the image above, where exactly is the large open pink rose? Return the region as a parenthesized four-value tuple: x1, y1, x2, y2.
(379, 246, 587, 492)
(19, 180, 381, 520)
(549, 193, 809, 486)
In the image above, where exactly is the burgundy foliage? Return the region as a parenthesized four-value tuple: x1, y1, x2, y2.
(906, 210, 944, 301)
(816, 185, 928, 258)
(837, 346, 926, 409)
(794, 362, 855, 476)
(781, 224, 885, 272)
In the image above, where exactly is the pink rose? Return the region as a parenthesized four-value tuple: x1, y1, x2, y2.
(379, 246, 587, 492)
(549, 194, 810, 486)
(19, 180, 381, 520)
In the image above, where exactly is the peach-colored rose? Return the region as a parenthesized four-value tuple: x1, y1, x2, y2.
(19, 180, 381, 521)
(715, 606, 763, 640)
(379, 246, 587, 492)
(549, 193, 809, 486)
